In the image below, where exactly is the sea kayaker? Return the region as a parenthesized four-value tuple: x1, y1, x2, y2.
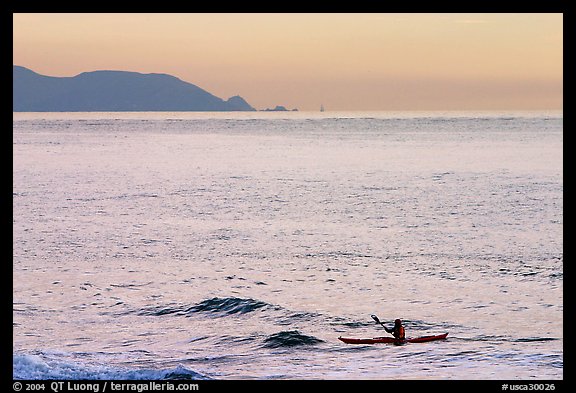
(383, 318, 406, 341)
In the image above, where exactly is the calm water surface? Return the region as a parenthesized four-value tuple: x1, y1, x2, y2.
(13, 111, 563, 379)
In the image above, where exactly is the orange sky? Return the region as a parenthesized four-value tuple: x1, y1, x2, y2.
(13, 13, 563, 111)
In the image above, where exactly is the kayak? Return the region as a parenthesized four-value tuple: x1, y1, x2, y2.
(338, 333, 448, 344)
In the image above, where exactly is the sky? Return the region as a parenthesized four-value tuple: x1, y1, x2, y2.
(13, 13, 563, 111)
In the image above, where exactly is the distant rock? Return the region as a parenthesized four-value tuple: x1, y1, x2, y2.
(262, 105, 298, 112)
(13, 65, 256, 112)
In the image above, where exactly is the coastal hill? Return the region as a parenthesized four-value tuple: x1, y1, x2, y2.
(13, 66, 256, 112)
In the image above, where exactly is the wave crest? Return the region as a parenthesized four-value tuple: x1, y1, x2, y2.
(262, 330, 324, 348)
(190, 297, 271, 315)
(138, 297, 273, 317)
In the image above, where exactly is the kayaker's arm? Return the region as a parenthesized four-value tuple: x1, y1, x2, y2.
(371, 315, 395, 335)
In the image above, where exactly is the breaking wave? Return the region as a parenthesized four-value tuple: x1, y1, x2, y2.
(13, 353, 210, 380)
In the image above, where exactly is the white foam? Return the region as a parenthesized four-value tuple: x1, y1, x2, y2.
(13, 353, 210, 380)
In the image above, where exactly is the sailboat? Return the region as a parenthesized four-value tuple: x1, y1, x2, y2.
(320, 104, 325, 112)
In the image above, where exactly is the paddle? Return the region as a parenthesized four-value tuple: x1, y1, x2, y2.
(371, 314, 386, 328)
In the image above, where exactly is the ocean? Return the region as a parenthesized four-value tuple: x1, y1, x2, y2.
(13, 111, 563, 380)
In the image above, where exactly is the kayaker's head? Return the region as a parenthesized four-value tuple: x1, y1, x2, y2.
(394, 319, 402, 326)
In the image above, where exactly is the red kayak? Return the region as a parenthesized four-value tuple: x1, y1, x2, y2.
(338, 333, 448, 344)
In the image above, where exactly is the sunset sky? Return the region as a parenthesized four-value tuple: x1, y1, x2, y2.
(13, 13, 563, 111)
